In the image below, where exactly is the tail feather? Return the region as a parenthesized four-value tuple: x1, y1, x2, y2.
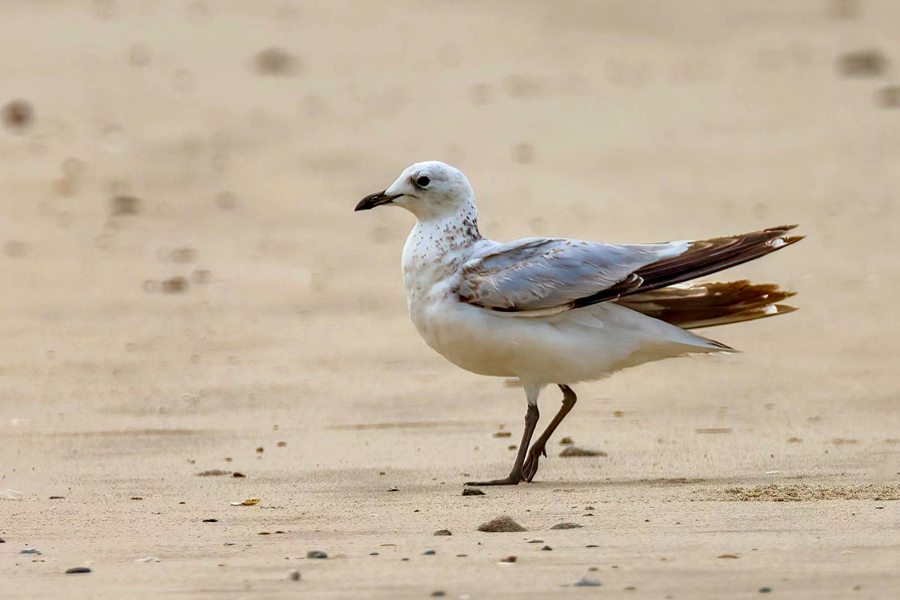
(618, 280, 798, 330)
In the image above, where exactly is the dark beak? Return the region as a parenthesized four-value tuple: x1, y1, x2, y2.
(355, 191, 400, 211)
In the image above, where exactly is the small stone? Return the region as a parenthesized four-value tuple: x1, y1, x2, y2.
(277, 441, 287, 447)
(760, 589, 772, 594)
(423, 550, 436, 555)
(559, 436, 574, 445)
(401, 558, 410, 561)
(550, 522, 582, 530)
(493, 431, 512, 438)
(306, 551, 327, 559)
(253, 48, 301, 76)
(586, 544, 599, 548)
(65, 567, 91, 574)
(130, 497, 143, 501)
(527, 538, 544, 543)
(837, 49, 888, 77)
(541, 545, 552, 551)
(20, 549, 40, 555)
(500, 555, 517, 563)
(718, 554, 739, 559)
(456, 554, 468, 557)
(202, 519, 218, 523)
(232, 472, 246, 478)
(110, 195, 141, 216)
(434, 529, 452, 536)
(560, 446, 607, 457)
(431, 592, 446, 597)
(2, 100, 34, 132)
(286, 569, 300, 581)
(571, 576, 602, 587)
(255, 446, 264, 453)
(387, 486, 399, 492)
(195, 470, 231, 477)
(161, 277, 188, 294)
(478, 516, 527, 532)
(49, 496, 65, 500)
(625, 586, 636, 591)
(463, 488, 485, 496)
(369, 552, 378, 556)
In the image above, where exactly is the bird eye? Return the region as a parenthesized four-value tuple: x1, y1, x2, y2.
(415, 175, 430, 188)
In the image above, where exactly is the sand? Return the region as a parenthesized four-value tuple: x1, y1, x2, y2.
(2, 0, 900, 597)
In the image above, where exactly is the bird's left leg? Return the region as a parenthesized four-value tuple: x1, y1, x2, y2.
(522, 384, 577, 482)
(465, 386, 541, 486)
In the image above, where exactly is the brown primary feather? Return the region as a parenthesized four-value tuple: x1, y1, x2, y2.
(618, 280, 798, 329)
(572, 225, 803, 308)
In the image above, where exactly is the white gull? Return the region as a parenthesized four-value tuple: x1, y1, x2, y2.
(356, 161, 802, 485)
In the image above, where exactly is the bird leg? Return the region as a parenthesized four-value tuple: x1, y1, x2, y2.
(466, 403, 539, 486)
(522, 384, 577, 482)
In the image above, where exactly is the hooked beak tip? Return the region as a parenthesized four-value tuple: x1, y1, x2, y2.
(355, 191, 399, 212)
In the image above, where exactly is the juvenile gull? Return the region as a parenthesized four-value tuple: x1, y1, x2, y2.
(356, 161, 802, 485)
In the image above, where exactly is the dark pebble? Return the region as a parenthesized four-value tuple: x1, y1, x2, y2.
(423, 550, 436, 555)
(550, 522, 582, 530)
(501, 555, 517, 563)
(2, 100, 34, 132)
(434, 529, 452, 536)
(571, 576, 602, 587)
(431, 592, 446, 597)
(202, 519, 218, 523)
(232, 472, 246, 478)
(586, 544, 599, 548)
(65, 567, 91, 574)
(541, 545, 552, 551)
(369, 552, 378, 556)
(49, 496, 65, 500)
(456, 554, 468, 557)
(306, 551, 327, 559)
(477, 516, 526, 532)
(401, 558, 410, 561)
(462, 488, 485, 496)
(760, 589, 772, 594)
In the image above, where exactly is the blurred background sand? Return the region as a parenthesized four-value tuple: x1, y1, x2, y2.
(1, 0, 899, 597)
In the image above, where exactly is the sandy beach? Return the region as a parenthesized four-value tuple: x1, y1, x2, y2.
(2, 0, 900, 597)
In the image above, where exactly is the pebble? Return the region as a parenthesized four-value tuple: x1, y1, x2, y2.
(760, 588, 772, 594)
(541, 545, 553, 551)
(49, 496, 65, 500)
(401, 558, 410, 561)
(423, 550, 436, 555)
(369, 552, 378, 556)
(286, 569, 300, 581)
(718, 554, 739, 559)
(306, 551, 327, 559)
(65, 567, 91, 574)
(2, 100, 34, 132)
(527, 538, 544, 543)
(387, 486, 399, 492)
(500, 555, 517, 563)
(434, 529, 452, 536)
(202, 519, 218, 523)
(20, 549, 40, 555)
(462, 488, 485, 496)
(570, 576, 602, 587)
(478, 516, 526, 532)
(586, 544, 599, 548)
(456, 554, 468, 557)
(559, 436, 574, 445)
(493, 431, 512, 438)
(550, 522, 582, 530)
(559, 446, 607, 457)
(431, 592, 446, 597)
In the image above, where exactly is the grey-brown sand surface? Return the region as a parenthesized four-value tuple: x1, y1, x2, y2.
(2, 0, 900, 597)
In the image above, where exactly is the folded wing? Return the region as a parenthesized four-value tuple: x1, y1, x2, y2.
(455, 225, 802, 314)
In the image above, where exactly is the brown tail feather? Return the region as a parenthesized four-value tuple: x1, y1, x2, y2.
(618, 280, 798, 329)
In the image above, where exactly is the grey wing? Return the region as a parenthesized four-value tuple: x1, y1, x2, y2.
(455, 237, 677, 312)
(455, 226, 802, 314)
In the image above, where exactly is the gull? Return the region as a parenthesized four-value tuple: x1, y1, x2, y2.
(356, 161, 802, 486)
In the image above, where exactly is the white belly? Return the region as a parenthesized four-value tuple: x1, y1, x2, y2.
(408, 295, 717, 385)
